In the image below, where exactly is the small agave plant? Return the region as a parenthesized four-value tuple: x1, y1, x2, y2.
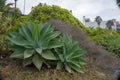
(8, 21, 63, 70)
(55, 36, 87, 73)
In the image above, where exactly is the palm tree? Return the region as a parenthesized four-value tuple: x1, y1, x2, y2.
(95, 16, 102, 27)
(106, 20, 114, 34)
(117, 0, 120, 8)
(14, 0, 17, 8)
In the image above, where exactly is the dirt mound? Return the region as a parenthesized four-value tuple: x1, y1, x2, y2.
(48, 19, 120, 80)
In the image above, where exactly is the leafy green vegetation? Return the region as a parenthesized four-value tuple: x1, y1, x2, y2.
(55, 36, 87, 73)
(8, 21, 86, 73)
(8, 21, 62, 70)
(85, 27, 120, 57)
(28, 4, 84, 28)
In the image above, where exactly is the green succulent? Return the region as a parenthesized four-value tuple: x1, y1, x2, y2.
(55, 36, 87, 73)
(8, 21, 63, 70)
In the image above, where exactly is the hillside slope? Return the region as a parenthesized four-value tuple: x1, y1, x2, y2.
(48, 19, 120, 80)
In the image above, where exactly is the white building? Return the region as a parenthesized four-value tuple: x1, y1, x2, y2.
(83, 17, 119, 31)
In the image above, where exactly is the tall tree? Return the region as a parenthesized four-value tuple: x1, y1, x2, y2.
(95, 16, 102, 27)
(14, 0, 17, 8)
(117, 0, 120, 8)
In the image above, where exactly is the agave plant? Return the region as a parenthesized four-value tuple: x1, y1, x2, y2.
(8, 21, 63, 70)
(55, 36, 87, 73)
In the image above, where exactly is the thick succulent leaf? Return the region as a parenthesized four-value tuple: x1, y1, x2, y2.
(24, 49, 34, 58)
(32, 54, 43, 70)
(44, 31, 61, 41)
(10, 50, 24, 59)
(65, 64, 72, 73)
(41, 51, 58, 60)
(47, 40, 63, 49)
(35, 48, 42, 54)
(55, 49, 65, 62)
(63, 41, 72, 56)
(23, 57, 33, 66)
(79, 58, 88, 65)
(69, 59, 82, 68)
(40, 23, 51, 41)
(8, 37, 31, 46)
(71, 41, 79, 52)
(71, 49, 85, 59)
(21, 23, 32, 42)
(57, 61, 63, 70)
(28, 21, 34, 33)
(9, 45, 25, 51)
(32, 24, 40, 41)
(9, 31, 19, 38)
(67, 49, 85, 59)
(69, 63, 84, 73)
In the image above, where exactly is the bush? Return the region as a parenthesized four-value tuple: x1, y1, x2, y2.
(85, 27, 120, 57)
(28, 3, 84, 28)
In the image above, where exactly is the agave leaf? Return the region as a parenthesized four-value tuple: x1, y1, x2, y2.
(24, 49, 34, 58)
(69, 63, 84, 73)
(32, 25, 38, 40)
(71, 41, 79, 52)
(35, 48, 42, 54)
(8, 37, 30, 46)
(65, 64, 72, 73)
(55, 49, 65, 62)
(44, 31, 61, 41)
(69, 59, 82, 68)
(28, 21, 34, 33)
(37, 24, 40, 41)
(47, 40, 63, 49)
(41, 50, 58, 60)
(71, 50, 85, 59)
(57, 61, 63, 70)
(40, 23, 51, 41)
(10, 50, 24, 59)
(79, 58, 88, 65)
(9, 31, 19, 38)
(32, 54, 43, 70)
(67, 49, 84, 59)
(21, 23, 33, 42)
(9, 45, 25, 51)
(23, 57, 33, 66)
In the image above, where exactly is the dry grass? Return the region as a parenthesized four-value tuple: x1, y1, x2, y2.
(0, 58, 107, 80)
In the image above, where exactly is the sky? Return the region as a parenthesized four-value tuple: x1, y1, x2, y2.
(6, 0, 120, 22)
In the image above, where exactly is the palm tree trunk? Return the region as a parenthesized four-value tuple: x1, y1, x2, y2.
(14, 0, 17, 8)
